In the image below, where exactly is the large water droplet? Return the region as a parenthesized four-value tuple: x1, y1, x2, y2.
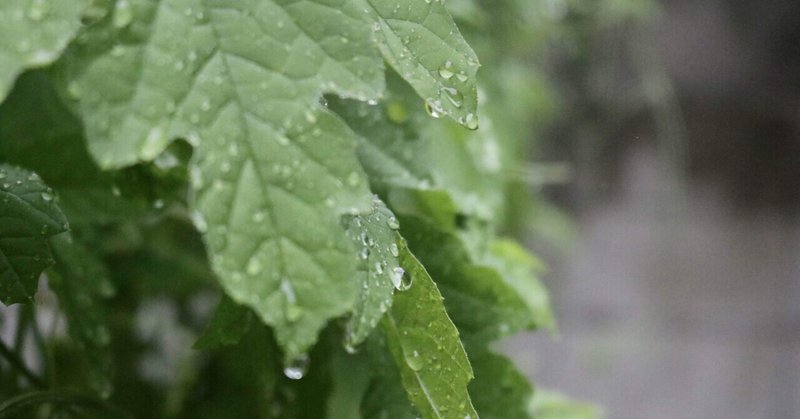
(424, 100, 442, 118)
(283, 354, 309, 380)
(40, 192, 53, 202)
(438, 60, 454, 79)
(404, 350, 424, 371)
(386, 216, 400, 230)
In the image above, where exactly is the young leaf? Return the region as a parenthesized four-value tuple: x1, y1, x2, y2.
(0, 165, 68, 304)
(381, 239, 478, 419)
(343, 196, 402, 348)
(365, 0, 480, 127)
(0, 0, 87, 101)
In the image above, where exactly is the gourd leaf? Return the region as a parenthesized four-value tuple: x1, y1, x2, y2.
(343, 196, 402, 348)
(381, 239, 478, 419)
(57, 0, 480, 358)
(0, 0, 87, 101)
(0, 164, 68, 304)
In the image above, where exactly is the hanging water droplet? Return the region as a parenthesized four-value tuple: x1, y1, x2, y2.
(283, 354, 309, 380)
(424, 99, 442, 118)
(386, 216, 400, 230)
(438, 60, 454, 79)
(404, 350, 424, 371)
(112, 0, 133, 28)
(464, 113, 478, 130)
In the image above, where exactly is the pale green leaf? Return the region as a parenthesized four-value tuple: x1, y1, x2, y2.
(381, 239, 478, 419)
(57, 0, 394, 356)
(365, 0, 480, 127)
(344, 196, 402, 348)
(0, 0, 87, 101)
(529, 390, 601, 419)
(0, 165, 68, 304)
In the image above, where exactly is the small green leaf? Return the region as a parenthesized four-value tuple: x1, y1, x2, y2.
(343, 196, 402, 348)
(194, 295, 253, 350)
(468, 348, 532, 419)
(529, 390, 601, 419)
(365, 0, 480, 127)
(0, 164, 68, 304)
(381, 239, 478, 419)
(0, 0, 87, 101)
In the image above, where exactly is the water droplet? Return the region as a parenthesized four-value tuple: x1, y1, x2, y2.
(346, 171, 360, 187)
(404, 350, 424, 371)
(438, 60, 454, 79)
(389, 243, 399, 257)
(424, 99, 442, 118)
(456, 72, 468, 82)
(386, 216, 400, 230)
(153, 199, 164, 209)
(464, 113, 478, 130)
(441, 86, 463, 108)
(283, 354, 309, 380)
(252, 211, 266, 223)
(112, 0, 133, 28)
(391, 267, 412, 291)
(0, 172, 5, 180)
(374, 262, 384, 274)
(40, 192, 53, 202)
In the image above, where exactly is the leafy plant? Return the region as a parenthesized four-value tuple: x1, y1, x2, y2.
(0, 0, 601, 417)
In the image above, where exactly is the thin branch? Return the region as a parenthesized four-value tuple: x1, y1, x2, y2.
(0, 339, 44, 389)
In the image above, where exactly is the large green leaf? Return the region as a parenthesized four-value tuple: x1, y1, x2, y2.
(0, 0, 87, 101)
(57, 0, 479, 358)
(381, 239, 477, 419)
(0, 165, 68, 304)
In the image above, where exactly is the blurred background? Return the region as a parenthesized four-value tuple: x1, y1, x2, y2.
(505, 0, 800, 418)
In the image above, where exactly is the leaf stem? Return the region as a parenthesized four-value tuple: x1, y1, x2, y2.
(0, 390, 131, 419)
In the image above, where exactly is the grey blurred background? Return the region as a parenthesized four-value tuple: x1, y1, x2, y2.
(507, 1, 800, 418)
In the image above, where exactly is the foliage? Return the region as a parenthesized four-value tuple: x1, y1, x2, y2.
(0, 0, 609, 417)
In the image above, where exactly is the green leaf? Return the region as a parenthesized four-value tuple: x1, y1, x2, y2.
(468, 349, 532, 419)
(381, 239, 478, 419)
(48, 234, 114, 396)
(366, 0, 480, 127)
(0, 0, 87, 101)
(0, 71, 149, 225)
(0, 165, 68, 304)
(400, 214, 546, 343)
(529, 391, 601, 419)
(326, 343, 371, 419)
(193, 295, 253, 350)
(343, 196, 402, 348)
(57, 0, 393, 357)
(484, 239, 554, 332)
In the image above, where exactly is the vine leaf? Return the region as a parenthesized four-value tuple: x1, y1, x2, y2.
(0, 165, 68, 304)
(57, 0, 481, 357)
(343, 196, 402, 348)
(0, 0, 87, 101)
(366, 0, 480, 127)
(381, 239, 478, 419)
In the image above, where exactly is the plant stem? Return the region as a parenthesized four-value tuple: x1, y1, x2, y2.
(0, 339, 45, 389)
(0, 390, 131, 419)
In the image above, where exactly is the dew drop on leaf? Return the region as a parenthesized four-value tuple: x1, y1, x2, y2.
(283, 354, 309, 380)
(438, 60, 454, 79)
(405, 350, 424, 371)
